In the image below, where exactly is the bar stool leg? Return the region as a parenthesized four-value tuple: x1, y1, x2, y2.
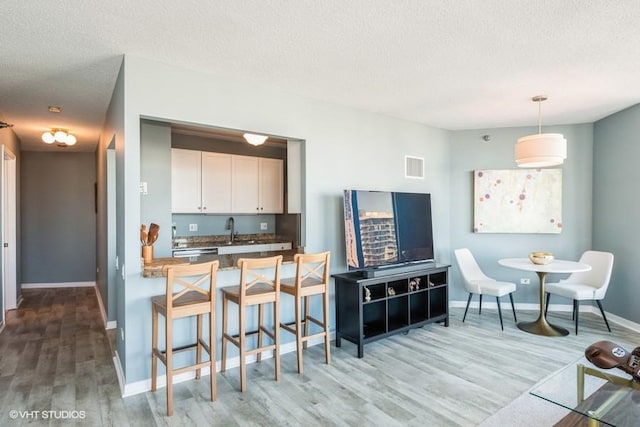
(209, 310, 216, 401)
(196, 314, 202, 379)
(294, 294, 303, 374)
(303, 296, 310, 349)
(274, 299, 280, 382)
(166, 316, 174, 416)
(151, 306, 158, 391)
(323, 288, 331, 365)
(239, 303, 247, 392)
(257, 303, 264, 363)
(221, 295, 228, 372)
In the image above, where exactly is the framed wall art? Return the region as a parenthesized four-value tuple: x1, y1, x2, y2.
(473, 169, 562, 233)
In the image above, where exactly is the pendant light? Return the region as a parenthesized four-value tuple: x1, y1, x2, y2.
(515, 96, 566, 168)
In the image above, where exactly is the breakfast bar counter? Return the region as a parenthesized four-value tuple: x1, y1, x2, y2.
(142, 249, 299, 277)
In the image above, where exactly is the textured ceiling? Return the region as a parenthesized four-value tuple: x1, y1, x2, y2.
(2, 1, 640, 151)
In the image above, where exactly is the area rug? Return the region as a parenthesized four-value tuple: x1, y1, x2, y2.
(477, 388, 570, 427)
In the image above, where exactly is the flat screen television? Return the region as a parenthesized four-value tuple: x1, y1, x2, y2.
(343, 189, 435, 271)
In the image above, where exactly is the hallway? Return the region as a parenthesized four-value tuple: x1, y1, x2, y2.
(0, 288, 127, 425)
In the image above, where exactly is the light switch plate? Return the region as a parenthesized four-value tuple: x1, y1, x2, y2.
(260, 222, 268, 230)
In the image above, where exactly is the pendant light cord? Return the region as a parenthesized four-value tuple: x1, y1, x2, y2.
(538, 98, 542, 134)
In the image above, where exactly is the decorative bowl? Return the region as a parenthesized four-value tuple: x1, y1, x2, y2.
(529, 252, 554, 265)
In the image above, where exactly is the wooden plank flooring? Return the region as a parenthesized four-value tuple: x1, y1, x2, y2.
(1, 288, 638, 426)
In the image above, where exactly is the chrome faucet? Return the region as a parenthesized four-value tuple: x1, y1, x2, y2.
(226, 217, 235, 243)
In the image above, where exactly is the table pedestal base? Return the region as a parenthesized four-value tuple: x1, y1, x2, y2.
(518, 318, 569, 336)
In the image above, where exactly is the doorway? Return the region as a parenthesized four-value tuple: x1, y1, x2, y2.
(1, 145, 17, 328)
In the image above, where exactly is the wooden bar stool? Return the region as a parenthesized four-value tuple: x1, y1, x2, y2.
(221, 255, 282, 392)
(151, 260, 219, 416)
(280, 251, 331, 374)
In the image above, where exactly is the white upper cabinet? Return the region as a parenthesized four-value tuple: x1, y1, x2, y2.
(172, 149, 283, 214)
(171, 148, 202, 213)
(202, 152, 232, 213)
(259, 158, 284, 213)
(231, 155, 283, 214)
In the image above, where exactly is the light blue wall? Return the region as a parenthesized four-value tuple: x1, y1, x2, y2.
(21, 151, 96, 283)
(593, 103, 640, 323)
(116, 55, 451, 384)
(97, 59, 126, 365)
(140, 120, 173, 258)
(449, 124, 594, 304)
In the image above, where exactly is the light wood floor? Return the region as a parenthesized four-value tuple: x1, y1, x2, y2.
(1, 288, 638, 426)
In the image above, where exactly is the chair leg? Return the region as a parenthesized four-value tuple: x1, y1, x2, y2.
(166, 316, 174, 416)
(303, 296, 310, 350)
(572, 300, 577, 321)
(273, 298, 281, 383)
(257, 303, 264, 363)
(509, 293, 517, 322)
(496, 297, 504, 330)
(209, 310, 216, 401)
(151, 306, 158, 392)
(294, 294, 303, 374)
(574, 300, 580, 335)
(239, 302, 247, 392)
(596, 300, 612, 332)
(544, 292, 550, 317)
(196, 314, 202, 380)
(221, 295, 228, 372)
(322, 289, 331, 365)
(462, 293, 472, 322)
(479, 294, 483, 315)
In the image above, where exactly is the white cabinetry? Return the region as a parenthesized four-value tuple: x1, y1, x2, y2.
(231, 155, 283, 214)
(171, 149, 232, 213)
(171, 149, 283, 214)
(171, 149, 202, 213)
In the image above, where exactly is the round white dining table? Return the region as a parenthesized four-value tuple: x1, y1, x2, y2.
(498, 258, 591, 336)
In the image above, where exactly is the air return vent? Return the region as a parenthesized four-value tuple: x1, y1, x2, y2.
(405, 156, 424, 179)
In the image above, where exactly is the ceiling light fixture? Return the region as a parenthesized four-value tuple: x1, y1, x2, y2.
(42, 128, 77, 146)
(243, 133, 268, 146)
(515, 96, 567, 168)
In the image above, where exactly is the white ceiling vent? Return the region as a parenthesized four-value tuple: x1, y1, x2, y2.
(405, 155, 424, 179)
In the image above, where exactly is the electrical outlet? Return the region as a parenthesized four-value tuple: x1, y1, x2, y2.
(260, 222, 268, 230)
(520, 278, 530, 285)
(120, 328, 125, 341)
(189, 223, 198, 231)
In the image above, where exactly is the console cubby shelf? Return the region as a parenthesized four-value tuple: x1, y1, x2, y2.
(333, 264, 450, 358)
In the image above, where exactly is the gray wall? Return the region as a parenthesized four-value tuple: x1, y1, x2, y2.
(593, 104, 640, 323)
(449, 124, 594, 304)
(21, 151, 96, 283)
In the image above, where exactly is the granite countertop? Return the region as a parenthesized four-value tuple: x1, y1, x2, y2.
(142, 249, 299, 278)
(172, 233, 285, 250)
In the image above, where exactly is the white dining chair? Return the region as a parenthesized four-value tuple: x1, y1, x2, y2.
(544, 250, 614, 335)
(454, 248, 517, 330)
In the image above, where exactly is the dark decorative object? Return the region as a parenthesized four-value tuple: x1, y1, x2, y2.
(585, 340, 640, 382)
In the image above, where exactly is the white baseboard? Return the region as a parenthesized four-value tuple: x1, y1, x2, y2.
(450, 299, 640, 331)
(21, 281, 96, 289)
(94, 284, 117, 330)
(120, 332, 333, 397)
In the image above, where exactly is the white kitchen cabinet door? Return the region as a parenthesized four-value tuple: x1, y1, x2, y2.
(259, 158, 284, 213)
(231, 155, 260, 213)
(171, 148, 202, 213)
(201, 152, 232, 213)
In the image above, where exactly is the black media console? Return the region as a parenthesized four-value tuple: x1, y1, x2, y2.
(333, 263, 450, 358)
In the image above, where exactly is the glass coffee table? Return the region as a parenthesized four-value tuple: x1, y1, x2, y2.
(530, 357, 640, 426)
